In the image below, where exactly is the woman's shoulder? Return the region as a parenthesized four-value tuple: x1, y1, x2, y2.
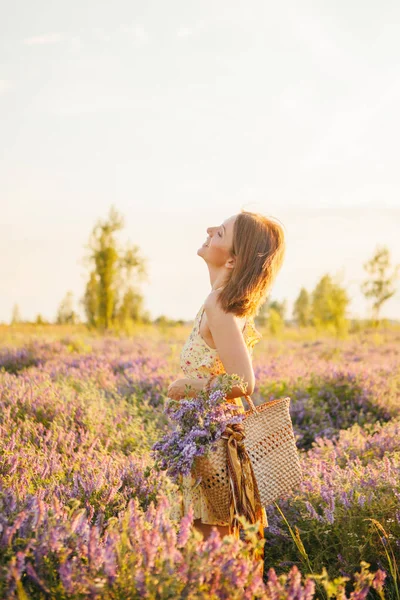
(203, 289, 221, 310)
(203, 292, 247, 331)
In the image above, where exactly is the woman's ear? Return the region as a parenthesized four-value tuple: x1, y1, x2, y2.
(225, 256, 236, 270)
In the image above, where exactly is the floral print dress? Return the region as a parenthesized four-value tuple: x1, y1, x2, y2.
(170, 302, 268, 527)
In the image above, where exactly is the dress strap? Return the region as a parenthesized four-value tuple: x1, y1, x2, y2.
(195, 304, 205, 334)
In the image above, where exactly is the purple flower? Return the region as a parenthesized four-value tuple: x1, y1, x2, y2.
(151, 373, 246, 480)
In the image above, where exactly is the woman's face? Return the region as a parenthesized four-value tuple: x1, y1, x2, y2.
(197, 214, 237, 266)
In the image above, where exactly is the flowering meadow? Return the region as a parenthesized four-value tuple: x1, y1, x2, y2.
(0, 324, 399, 599)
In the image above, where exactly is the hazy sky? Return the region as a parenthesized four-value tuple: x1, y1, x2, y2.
(1, 1, 400, 323)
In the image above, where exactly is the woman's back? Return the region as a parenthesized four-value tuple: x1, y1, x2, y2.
(180, 302, 262, 383)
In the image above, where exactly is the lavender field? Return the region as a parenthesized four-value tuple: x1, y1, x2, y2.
(0, 325, 399, 599)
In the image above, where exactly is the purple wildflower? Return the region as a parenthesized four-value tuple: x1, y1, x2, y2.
(151, 373, 247, 481)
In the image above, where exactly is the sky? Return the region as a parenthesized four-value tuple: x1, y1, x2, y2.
(1, 0, 400, 324)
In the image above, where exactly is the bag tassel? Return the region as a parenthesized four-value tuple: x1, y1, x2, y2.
(223, 422, 266, 561)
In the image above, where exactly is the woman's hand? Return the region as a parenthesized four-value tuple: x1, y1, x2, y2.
(167, 377, 204, 401)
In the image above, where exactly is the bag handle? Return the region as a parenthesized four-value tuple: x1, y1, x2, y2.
(206, 376, 259, 414)
(243, 393, 258, 415)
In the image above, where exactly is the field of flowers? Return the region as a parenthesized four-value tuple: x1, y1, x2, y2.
(0, 324, 399, 599)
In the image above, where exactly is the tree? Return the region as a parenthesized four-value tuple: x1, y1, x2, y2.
(11, 304, 22, 325)
(269, 299, 287, 321)
(116, 285, 144, 326)
(254, 296, 287, 334)
(81, 205, 148, 331)
(81, 271, 99, 329)
(360, 245, 400, 325)
(56, 291, 79, 325)
(113, 242, 148, 326)
(268, 308, 284, 335)
(293, 288, 311, 327)
(311, 274, 350, 335)
(255, 297, 270, 328)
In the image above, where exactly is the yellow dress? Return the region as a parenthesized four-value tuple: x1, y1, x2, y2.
(170, 302, 269, 528)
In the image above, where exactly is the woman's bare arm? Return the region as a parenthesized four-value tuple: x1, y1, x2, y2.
(203, 291, 255, 399)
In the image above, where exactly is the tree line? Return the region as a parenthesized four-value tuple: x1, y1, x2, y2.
(257, 246, 399, 335)
(10, 206, 400, 334)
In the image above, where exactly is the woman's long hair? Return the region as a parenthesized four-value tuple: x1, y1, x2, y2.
(218, 209, 286, 318)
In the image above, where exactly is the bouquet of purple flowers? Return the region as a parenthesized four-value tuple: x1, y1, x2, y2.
(151, 373, 247, 482)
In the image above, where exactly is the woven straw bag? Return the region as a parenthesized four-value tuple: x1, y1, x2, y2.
(192, 394, 303, 523)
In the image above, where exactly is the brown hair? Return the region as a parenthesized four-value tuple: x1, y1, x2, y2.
(218, 209, 286, 318)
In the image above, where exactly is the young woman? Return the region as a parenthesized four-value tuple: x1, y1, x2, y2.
(167, 209, 286, 541)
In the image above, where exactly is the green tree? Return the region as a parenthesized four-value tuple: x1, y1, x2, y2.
(255, 296, 287, 334)
(311, 274, 350, 335)
(268, 307, 284, 335)
(81, 271, 99, 329)
(56, 291, 79, 325)
(293, 287, 311, 327)
(254, 297, 270, 328)
(116, 286, 144, 327)
(113, 242, 149, 327)
(81, 205, 148, 331)
(269, 299, 287, 321)
(360, 245, 400, 326)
